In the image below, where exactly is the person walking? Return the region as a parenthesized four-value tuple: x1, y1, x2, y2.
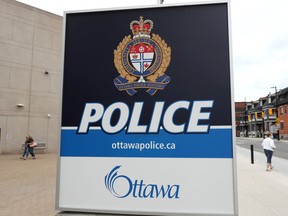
(20, 135, 37, 160)
(262, 133, 276, 171)
(28, 136, 37, 159)
(20, 136, 30, 160)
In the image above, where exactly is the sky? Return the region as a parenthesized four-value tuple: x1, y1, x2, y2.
(16, 0, 288, 102)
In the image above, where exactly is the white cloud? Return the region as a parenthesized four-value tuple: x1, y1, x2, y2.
(232, 0, 288, 101)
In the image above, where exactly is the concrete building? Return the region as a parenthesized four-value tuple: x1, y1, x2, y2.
(0, 0, 62, 154)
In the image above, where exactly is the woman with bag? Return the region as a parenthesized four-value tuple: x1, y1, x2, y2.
(27, 135, 37, 159)
(20, 136, 31, 160)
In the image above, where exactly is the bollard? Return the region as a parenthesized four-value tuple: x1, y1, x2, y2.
(250, 144, 254, 164)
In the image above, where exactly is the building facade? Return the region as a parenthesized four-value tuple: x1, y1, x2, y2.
(0, 0, 62, 153)
(278, 87, 288, 139)
(237, 87, 288, 140)
(235, 102, 246, 137)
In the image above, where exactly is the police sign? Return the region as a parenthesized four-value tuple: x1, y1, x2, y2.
(78, 101, 213, 134)
(57, 1, 238, 216)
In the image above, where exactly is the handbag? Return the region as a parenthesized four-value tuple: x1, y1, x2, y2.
(30, 142, 38, 148)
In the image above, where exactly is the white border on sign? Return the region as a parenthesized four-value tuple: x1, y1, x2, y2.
(56, 1, 238, 216)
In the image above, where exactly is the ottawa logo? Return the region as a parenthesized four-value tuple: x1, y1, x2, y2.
(114, 16, 171, 96)
(104, 166, 180, 199)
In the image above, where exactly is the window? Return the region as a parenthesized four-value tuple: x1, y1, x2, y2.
(280, 106, 284, 115)
(268, 108, 275, 116)
(280, 121, 284, 130)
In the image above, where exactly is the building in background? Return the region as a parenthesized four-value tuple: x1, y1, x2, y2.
(239, 102, 251, 137)
(262, 93, 277, 138)
(0, 0, 62, 153)
(237, 87, 288, 140)
(277, 87, 288, 139)
(235, 102, 246, 137)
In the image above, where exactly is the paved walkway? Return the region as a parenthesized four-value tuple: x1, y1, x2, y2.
(0, 153, 59, 216)
(236, 147, 288, 216)
(0, 148, 288, 216)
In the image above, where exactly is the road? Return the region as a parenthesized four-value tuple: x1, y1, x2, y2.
(236, 137, 288, 160)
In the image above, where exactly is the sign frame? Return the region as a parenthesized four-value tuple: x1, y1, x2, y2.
(56, 1, 238, 215)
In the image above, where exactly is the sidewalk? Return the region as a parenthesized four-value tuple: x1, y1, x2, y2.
(236, 146, 288, 216)
(0, 150, 288, 216)
(0, 153, 59, 216)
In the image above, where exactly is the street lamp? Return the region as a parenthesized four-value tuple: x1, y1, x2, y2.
(271, 86, 280, 140)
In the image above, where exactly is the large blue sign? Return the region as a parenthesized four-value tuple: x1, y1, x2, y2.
(57, 2, 238, 216)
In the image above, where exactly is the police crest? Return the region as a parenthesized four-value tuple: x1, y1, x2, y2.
(114, 16, 171, 96)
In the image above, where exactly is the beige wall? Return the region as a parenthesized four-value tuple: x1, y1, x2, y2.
(0, 0, 62, 153)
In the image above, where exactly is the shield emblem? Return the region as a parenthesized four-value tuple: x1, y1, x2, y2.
(129, 43, 154, 74)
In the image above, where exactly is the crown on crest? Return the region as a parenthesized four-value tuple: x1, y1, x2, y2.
(130, 16, 153, 38)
